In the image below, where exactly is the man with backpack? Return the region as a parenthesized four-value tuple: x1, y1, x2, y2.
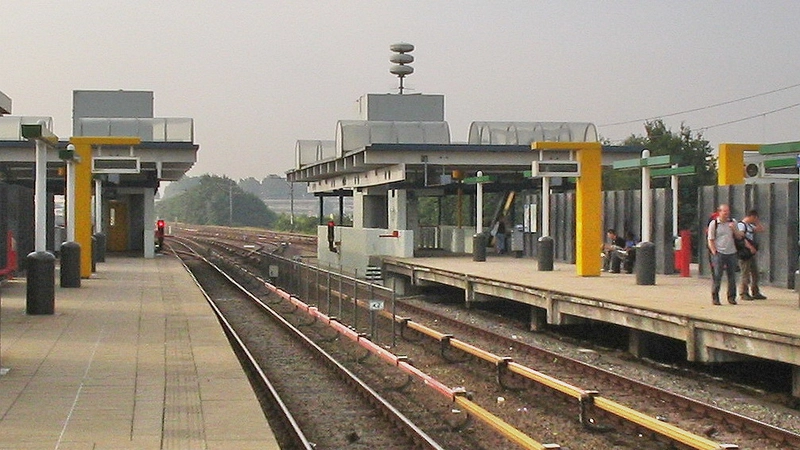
(707, 204, 745, 305)
(737, 209, 766, 300)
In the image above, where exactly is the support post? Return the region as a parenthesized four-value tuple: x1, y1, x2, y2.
(641, 149, 652, 243)
(93, 178, 105, 262)
(60, 152, 81, 288)
(476, 171, 483, 234)
(532, 142, 603, 276)
(23, 121, 57, 314)
(670, 164, 678, 236)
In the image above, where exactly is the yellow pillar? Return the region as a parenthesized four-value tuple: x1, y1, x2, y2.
(70, 137, 141, 278)
(718, 143, 760, 186)
(532, 142, 603, 276)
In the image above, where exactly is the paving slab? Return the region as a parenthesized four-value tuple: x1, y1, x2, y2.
(0, 255, 278, 450)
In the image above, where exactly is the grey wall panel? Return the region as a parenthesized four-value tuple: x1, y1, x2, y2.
(0, 184, 7, 269)
(565, 192, 576, 264)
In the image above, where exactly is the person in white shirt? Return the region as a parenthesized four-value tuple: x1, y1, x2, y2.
(707, 204, 744, 305)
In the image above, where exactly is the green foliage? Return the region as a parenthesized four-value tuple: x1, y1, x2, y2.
(156, 174, 277, 227)
(271, 213, 319, 234)
(161, 176, 200, 200)
(603, 120, 716, 231)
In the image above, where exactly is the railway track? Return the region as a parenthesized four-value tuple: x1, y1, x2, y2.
(171, 226, 800, 449)
(170, 241, 445, 449)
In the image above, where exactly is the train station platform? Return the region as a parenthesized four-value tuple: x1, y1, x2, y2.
(0, 255, 278, 449)
(382, 255, 800, 397)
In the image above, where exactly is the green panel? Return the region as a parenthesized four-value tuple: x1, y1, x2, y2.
(760, 141, 800, 155)
(612, 154, 674, 170)
(58, 149, 76, 160)
(642, 155, 675, 167)
(612, 158, 644, 170)
(650, 166, 696, 178)
(463, 175, 496, 184)
(523, 170, 533, 178)
(20, 124, 43, 139)
(762, 157, 797, 169)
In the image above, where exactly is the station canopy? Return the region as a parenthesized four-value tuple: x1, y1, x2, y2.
(468, 122, 598, 145)
(295, 140, 335, 169)
(335, 120, 450, 157)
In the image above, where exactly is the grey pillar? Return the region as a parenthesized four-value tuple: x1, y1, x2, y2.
(537, 236, 554, 271)
(472, 233, 487, 262)
(635, 241, 656, 285)
(26, 251, 55, 315)
(59, 241, 81, 288)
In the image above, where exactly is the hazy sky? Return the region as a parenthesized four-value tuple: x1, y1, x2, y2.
(4, 1, 800, 180)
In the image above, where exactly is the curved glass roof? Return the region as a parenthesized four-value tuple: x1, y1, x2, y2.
(468, 122, 598, 145)
(336, 120, 450, 156)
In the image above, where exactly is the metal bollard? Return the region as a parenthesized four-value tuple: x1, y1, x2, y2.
(26, 251, 55, 315)
(59, 241, 81, 288)
(91, 236, 97, 273)
(537, 236, 554, 271)
(635, 241, 656, 285)
(93, 233, 106, 263)
(473, 233, 487, 262)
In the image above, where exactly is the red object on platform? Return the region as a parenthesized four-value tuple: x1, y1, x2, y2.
(0, 230, 17, 278)
(673, 230, 692, 277)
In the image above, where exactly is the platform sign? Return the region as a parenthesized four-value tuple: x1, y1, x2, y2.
(92, 157, 140, 174)
(531, 160, 581, 177)
(368, 299, 384, 311)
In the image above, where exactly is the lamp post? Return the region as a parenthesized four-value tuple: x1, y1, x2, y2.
(59, 144, 81, 287)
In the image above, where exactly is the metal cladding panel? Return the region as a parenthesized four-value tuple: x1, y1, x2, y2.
(0, 184, 6, 268)
(73, 90, 154, 135)
(358, 94, 444, 122)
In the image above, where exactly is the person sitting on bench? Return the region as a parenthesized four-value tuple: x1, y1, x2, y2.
(602, 229, 626, 273)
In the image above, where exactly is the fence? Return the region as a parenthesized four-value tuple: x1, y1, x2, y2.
(523, 188, 675, 273)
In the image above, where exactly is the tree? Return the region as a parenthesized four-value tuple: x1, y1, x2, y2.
(156, 174, 277, 227)
(603, 120, 716, 231)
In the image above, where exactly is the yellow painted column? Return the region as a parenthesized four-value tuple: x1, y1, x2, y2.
(532, 142, 603, 276)
(718, 143, 759, 186)
(70, 137, 140, 278)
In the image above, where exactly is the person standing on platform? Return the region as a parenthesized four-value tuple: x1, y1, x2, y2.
(738, 209, 766, 300)
(707, 204, 744, 305)
(494, 217, 507, 254)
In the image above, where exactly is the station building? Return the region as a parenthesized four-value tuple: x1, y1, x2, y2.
(287, 92, 640, 276)
(0, 89, 198, 277)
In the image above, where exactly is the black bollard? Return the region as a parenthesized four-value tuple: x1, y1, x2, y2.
(537, 236, 554, 271)
(26, 251, 55, 315)
(635, 241, 656, 285)
(473, 233, 487, 262)
(60, 241, 81, 288)
(93, 232, 106, 263)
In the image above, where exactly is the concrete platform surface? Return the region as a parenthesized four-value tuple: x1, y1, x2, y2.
(384, 254, 800, 396)
(386, 255, 800, 338)
(0, 255, 278, 450)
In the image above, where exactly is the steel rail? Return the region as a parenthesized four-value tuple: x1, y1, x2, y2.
(184, 238, 563, 450)
(176, 230, 800, 449)
(172, 239, 446, 450)
(167, 241, 314, 450)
